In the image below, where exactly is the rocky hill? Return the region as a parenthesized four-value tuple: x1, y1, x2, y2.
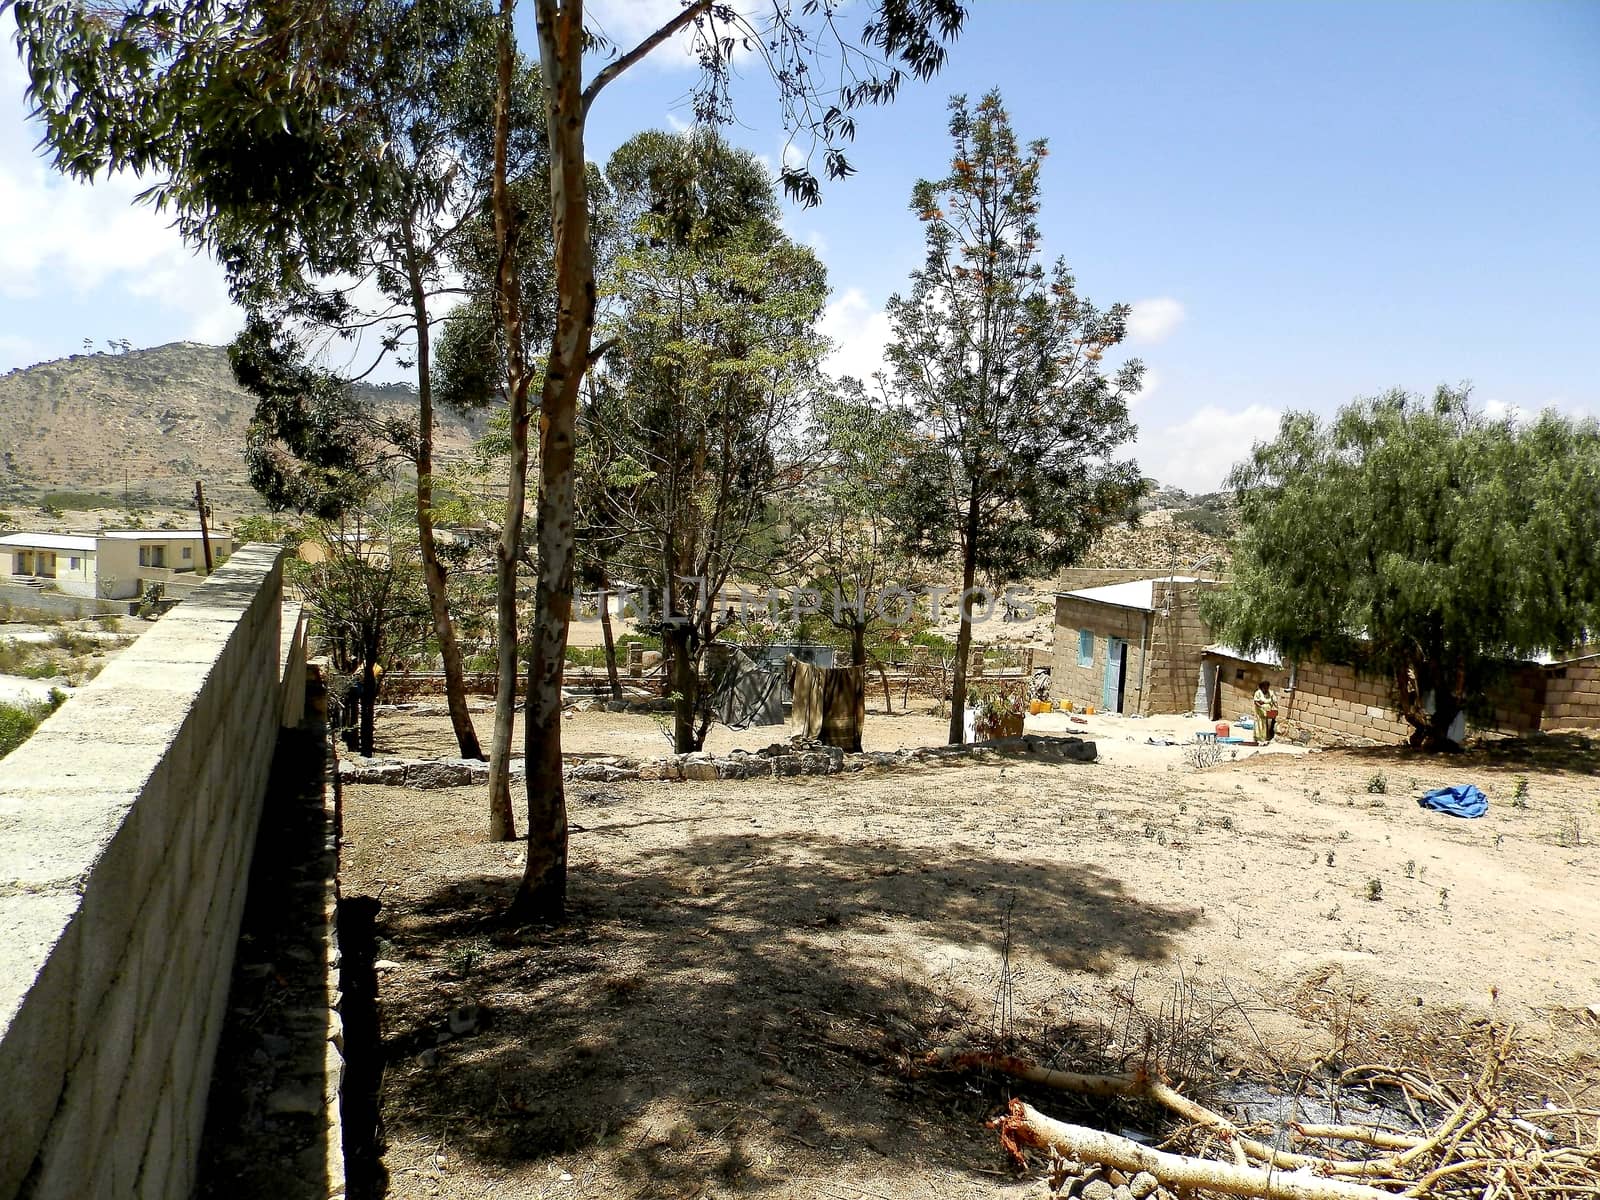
(0, 342, 481, 515)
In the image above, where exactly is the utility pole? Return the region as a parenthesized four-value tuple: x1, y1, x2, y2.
(194, 480, 214, 572)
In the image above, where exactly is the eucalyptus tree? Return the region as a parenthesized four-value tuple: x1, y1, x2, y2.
(11, 0, 967, 922)
(881, 91, 1145, 744)
(1206, 387, 1600, 749)
(8, 0, 547, 766)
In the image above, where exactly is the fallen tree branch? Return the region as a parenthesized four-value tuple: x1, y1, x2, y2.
(928, 1048, 1397, 1175)
(993, 1101, 1403, 1200)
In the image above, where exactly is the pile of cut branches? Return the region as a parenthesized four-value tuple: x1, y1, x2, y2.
(931, 1026, 1599, 1200)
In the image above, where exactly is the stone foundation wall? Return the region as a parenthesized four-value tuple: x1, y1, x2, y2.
(0, 545, 287, 1199)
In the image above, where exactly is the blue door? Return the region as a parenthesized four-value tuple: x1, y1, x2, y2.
(1102, 638, 1124, 712)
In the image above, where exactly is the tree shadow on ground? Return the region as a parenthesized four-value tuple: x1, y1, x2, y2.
(1336, 732, 1598, 778)
(370, 829, 1201, 1195)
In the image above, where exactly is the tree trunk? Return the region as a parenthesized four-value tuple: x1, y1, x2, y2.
(849, 621, 867, 666)
(945, 492, 982, 745)
(359, 655, 377, 758)
(483, 0, 532, 845)
(511, 0, 593, 923)
(666, 621, 698, 753)
(404, 232, 483, 762)
(599, 584, 623, 702)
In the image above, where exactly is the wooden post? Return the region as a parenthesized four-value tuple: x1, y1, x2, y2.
(194, 480, 214, 572)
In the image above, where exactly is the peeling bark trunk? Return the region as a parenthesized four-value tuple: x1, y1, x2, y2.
(405, 233, 483, 762)
(484, 0, 531, 844)
(511, 0, 592, 923)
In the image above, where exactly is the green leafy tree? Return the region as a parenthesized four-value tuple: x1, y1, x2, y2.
(231, 316, 380, 518)
(10, 0, 543, 775)
(881, 91, 1145, 744)
(293, 500, 433, 757)
(591, 130, 828, 753)
(1205, 386, 1600, 749)
(11, 0, 966, 924)
(802, 381, 926, 669)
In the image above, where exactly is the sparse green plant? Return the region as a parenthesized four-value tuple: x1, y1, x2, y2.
(1326, 850, 1336, 867)
(1556, 814, 1583, 848)
(1339, 829, 1351, 840)
(1511, 776, 1529, 808)
(0, 690, 67, 759)
(94, 614, 121, 633)
(1438, 886, 1451, 910)
(1324, 902, 1342, 922)
(1365, 878, 1383, 901)
(1366, 772, 1387, 794)
(1218, 814, 1234, 832)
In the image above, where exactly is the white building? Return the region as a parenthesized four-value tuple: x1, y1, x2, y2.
(0, 530, 232, 599)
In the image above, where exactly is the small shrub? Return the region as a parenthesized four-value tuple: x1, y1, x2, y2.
(1366, 772, 1387, 794)
(0, 691, 66, 759)
(1365, 878, 1383, 901)
(1404, 859, 1416, 879)
(1511, 776, 1529, 808)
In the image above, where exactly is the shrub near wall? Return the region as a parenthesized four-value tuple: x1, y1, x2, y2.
(0, 546, 285, 1199)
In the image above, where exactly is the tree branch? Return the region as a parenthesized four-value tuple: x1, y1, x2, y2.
(581, 0, 714, 118)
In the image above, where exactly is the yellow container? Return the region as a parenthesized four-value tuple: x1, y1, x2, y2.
(1085, 705, 1095, 716)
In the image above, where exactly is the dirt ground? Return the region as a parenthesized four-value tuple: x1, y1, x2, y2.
(340, 706, 1600, 1200)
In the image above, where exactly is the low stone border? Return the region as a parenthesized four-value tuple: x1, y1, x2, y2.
(338, 733, 1095, 788)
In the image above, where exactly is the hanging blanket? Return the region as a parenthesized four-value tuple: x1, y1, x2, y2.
(1416, 784, 1488, 818)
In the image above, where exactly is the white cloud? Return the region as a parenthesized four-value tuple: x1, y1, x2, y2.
(1133, 403, 1280, 493)
(819, 287, 892, 384)
(0, 45, 242, 345)
(1127, 296, 1187, 344)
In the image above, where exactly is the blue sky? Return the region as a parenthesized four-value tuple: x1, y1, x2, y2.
(3, 1, 1597, 490)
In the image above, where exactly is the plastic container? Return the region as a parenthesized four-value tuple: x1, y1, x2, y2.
(1215, 721, 1230, 737)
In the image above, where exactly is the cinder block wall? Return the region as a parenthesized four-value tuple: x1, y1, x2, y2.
(1539, 663, 1600, 730)
(1050, 596, 1148, 712)
(0, 545, 285, 1200)
(1144, 581, 1220, 714)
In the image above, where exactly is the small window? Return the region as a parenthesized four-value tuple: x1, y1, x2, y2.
(181, 546, 192, 560)
(1078, 630, 1094, 667)
(69, 556, 80, 569)
(1235, 669, 1246, 681)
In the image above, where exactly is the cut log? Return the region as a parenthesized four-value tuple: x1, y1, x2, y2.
(994, 1101, 1402, 1200)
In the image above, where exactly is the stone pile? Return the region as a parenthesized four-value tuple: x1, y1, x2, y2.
(337, 733, 1096, 788)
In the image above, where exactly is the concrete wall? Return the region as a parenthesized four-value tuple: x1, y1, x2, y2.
(1209, 655, 1551, 745)
(1050, 595, 1149, 712)
(91, 539, 142, 599)
(0, 583, 129, 620)
(1543, 661, 1600, 729)
(0, 545, 286, 1200)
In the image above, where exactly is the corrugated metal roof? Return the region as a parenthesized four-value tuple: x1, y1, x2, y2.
(1204, 642, 1284, 668)
(1058, 576, 1201, 612)
(0, 532, 98, 552)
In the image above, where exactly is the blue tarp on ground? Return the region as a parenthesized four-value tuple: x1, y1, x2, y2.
(1417, 784, 1488, 818)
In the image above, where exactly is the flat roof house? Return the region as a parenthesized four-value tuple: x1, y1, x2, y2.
(1050, 572, 1221, 714)
(1, 530, 231, 600)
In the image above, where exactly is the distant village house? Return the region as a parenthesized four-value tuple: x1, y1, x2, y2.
(0, 530, 231, 600)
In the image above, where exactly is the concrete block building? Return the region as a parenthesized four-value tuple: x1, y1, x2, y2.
(1050, 570, 1222, 714)
(1, 529, 231, 599)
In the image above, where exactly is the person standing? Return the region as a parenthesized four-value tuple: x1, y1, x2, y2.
(1253, 679, 1279, 744)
